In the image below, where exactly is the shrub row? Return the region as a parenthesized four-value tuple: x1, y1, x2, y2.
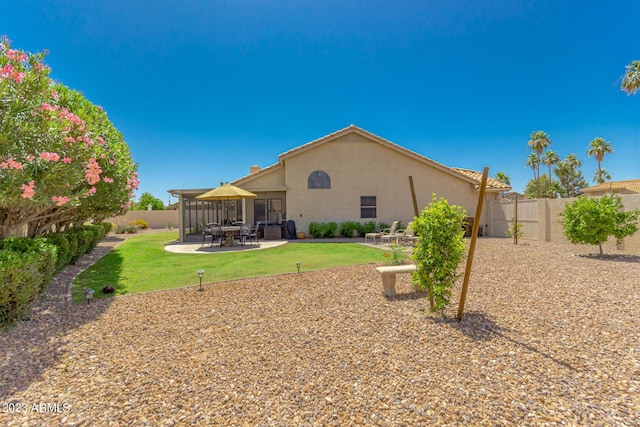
(0, 222, 112, 327)
(307, 221, 391, 238)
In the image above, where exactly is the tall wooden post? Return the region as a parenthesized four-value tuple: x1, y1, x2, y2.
(514, 197, 519, 245)
(457, 167, 489, 321)
(408, 176, 419, 217)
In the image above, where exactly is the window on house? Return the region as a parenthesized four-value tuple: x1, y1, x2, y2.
(308, 170, 331, 189)
(361, 196, 376, 218)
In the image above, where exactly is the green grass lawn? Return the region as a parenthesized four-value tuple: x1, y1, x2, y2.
(72, 232, 387, 302)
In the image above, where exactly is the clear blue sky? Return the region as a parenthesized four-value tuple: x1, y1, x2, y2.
(3, 0, 639, 204)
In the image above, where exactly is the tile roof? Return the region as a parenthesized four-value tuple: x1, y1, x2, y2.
(451, 168, 512, 189)
(581, 179, 640, 194)
(233, 125, 511, 191)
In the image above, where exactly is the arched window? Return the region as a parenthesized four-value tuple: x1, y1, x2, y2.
(308, 170, 331, 189)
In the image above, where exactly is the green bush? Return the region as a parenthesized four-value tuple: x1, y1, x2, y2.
(378, 222, 390, 232)
(412, 194, 467, 317)
(308, 222, 322, 238)
(323, 222, 338, 238)
(43, 233, 72, 272)
(339, 221, 360, 238)
(0, 250, 43, 326)
(361, 221, 377, 235)
(0, 237, 57, 291)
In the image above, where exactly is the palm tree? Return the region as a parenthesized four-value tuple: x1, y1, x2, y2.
(493, 171, 511, 198)
(542, 150, 559, 195)
(525, 153, 539, 195)
(593, 168, 612, 184)
(565, 153, 581, 169)
(587, 137, 613, 183)
(527, 131, 551, 198)
(621, 60, 640, 95)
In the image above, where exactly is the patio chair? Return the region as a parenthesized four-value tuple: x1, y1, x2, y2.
(366, 220, 400, 244)
(380, 221, 403, 245)
(201, 223, 213, 247)
(238, 224, 257, 246)
(210, 224, 224, 248)
(399, 222, 418, 245)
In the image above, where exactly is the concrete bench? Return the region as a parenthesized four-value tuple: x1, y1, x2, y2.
(375, 264, 417, 297)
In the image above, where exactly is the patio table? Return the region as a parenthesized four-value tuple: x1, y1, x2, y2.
(219, 225, 241, 246)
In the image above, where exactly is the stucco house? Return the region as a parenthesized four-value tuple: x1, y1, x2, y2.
(581, 179, 640, 196)
(169, 125, 510, 242)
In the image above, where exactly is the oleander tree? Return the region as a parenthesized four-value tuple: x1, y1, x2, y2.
(559, 195, 639, 256)
(0, 38, 139, 238)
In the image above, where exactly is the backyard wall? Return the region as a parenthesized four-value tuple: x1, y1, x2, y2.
(490, 194, 640, 254)
(105, 210, 179, 230)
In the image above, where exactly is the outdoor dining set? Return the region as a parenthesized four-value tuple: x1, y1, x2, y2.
(201, 222, 258, 248)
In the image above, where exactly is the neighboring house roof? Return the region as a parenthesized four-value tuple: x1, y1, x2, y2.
(451, 168, 511, 190)
(581, 179, 640, 194)
(233, 125, 511, 192)
(499, 191, 528, 201)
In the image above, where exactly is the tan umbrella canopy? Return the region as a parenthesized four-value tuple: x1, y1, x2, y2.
(196, 184, 257, 224)
(196, 184, 257, 201)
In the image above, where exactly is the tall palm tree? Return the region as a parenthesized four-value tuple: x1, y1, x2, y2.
(565, 153, 581, 169)
(493, 171, 511, 198)
(525, 153, 539, 195)
(593, 168, 612, 184)
(587, 137, 613, 183)
(621, 60, 640, 95)
(527, 131, 551, 198)
(542, 150, 560, 196)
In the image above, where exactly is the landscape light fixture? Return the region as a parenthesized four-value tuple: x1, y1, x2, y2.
(197, 269, 205, 291)
(296, 262, 301, 274)
(84, 288, 95, 304)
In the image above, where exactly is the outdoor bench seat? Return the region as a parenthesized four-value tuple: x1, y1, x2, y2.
(375, 264, 417, 297)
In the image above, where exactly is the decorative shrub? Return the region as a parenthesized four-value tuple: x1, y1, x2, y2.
(308, 222, 322, 238)
(361, 221, 377, 235)
(378, 222, 390, 232)
(323, 222, 338, 238)
(129, 219, 149, 229)
(411, 194, 467, 317)
(0, 250, 42, 326)
(339, 221, 360, 238)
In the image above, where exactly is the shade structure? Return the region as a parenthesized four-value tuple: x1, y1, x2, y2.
(196, 184, 257, 201)
(196, 184, 257, 225)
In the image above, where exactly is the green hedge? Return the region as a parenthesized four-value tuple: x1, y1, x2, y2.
(309, 221, 388, 238)
(0, 222, 111, 327)
(0, 239, 57, 326)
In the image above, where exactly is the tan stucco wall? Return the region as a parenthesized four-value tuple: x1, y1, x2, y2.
(499, 194, 640, 254)
(279, 133, 490, 233)
(106, 210, 179, 230)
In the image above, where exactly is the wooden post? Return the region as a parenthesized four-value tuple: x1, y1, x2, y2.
(457, 167, 489, 321)
(514, 197, 518, 245)
(409, 176, 419, 217)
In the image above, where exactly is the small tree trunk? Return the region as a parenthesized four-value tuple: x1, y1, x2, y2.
(598, 242, 603, 256)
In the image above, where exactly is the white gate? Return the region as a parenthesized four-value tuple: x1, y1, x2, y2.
(491, 200, 538, 240)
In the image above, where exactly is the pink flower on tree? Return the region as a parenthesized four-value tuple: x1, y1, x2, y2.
(85, 158, 102, 185)
(85, 187, 97, 197)
(62, 157, 72, 164)
(6, 49, 27, 61)
(20, 181, 35, 199)
(39, 152, 61, 162)
(0, 158, 24, 170)
(102, 177, 114, 183)
(51, 196, 70, 206)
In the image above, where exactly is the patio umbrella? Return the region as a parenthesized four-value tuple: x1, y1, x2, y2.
(196, 184, 257, 224)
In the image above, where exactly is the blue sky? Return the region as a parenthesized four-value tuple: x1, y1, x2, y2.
(3, 0, 639, 203)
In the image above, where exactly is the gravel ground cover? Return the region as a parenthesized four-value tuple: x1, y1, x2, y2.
(1, 237, 638, 426)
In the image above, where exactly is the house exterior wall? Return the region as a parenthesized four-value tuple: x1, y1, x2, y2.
(280, 133, 489, 233)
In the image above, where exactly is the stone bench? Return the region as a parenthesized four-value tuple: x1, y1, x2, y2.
(375, 264, 417, 297)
